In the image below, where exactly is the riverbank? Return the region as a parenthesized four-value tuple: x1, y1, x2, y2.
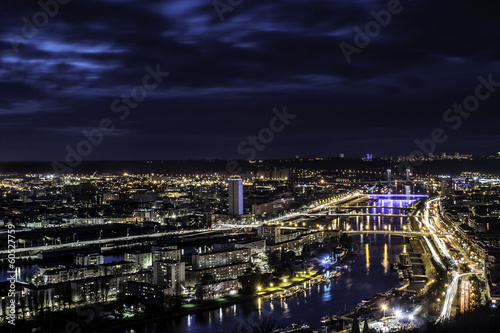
(92, 270, 329, 332)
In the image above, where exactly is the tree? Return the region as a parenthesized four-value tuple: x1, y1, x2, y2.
(282, 251, 296, 262)
(239, 272, 263, 294)
(201, 273, 215, 285)
(362, 317, 370, 333)
(64, 283, 73, 309)
(33, 291, 39, 316)
(268, 251, 283, 273)
(351, 311, 360, 333)
(104, 281, 110, 301)
(39, 290, 45, 315)
(233, 314, 281, 333)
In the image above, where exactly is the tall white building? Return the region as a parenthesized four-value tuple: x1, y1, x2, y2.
(153, 261, 185, 295)
(228, 177, 243, 215)
(125, 251, 152, 270)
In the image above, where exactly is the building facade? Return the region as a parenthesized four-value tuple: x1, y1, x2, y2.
(186, 262, 250, 287)
(125, 251, 153, 270)
(152, 246, 181, 262)
(153, 261, 186, 295)
(228, 178, 243, 215)
(192, 248, 251, 270)
(74, 253, 104, 266)
(195, 279, 239, 301)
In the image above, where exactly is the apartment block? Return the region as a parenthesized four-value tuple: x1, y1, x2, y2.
(153, 261, 185, 295)
(125, 251, 153, 270)
(192, 248, 251, 270)
(74, 253, 104, 266)
(195, 279, 239, 301)
(186, 262, 250, 287)
(152, 246, 181, 262)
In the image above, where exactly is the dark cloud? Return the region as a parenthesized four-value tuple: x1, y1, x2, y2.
(0, 0, 499, 161)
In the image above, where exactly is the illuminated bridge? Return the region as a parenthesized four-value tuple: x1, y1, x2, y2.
(367, 194, 428, 198)
(343, 230, 430, 237)
(331, 206, 415, 210)
(305, 212, 408, 218)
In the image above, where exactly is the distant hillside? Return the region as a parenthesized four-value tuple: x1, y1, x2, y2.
(0, 157, 498, 176)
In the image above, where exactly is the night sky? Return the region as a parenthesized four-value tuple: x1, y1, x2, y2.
(1, 0, 500, 162)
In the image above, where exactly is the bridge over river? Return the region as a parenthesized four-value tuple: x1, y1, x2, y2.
(343, 230, 430, 237)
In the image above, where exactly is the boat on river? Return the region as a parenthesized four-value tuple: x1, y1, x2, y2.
(321, 316, 332, 325)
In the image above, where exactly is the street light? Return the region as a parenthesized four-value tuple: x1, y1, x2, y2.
(382, 304, 387, 318)
(395, 310, 402, 320)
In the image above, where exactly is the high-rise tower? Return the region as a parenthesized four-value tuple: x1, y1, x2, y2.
(228, 177, 243, 215)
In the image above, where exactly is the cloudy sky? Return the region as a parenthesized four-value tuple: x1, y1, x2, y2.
(1, 0, 499, 161)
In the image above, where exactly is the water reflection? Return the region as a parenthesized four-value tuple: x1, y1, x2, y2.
(365, 243, 370, 272)
(383, 243, 389, 274)
(322, 282, 331, 302)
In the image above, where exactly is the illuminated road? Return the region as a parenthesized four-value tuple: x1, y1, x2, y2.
(436, 272, 475, 323)
(415, 197, 484, 323)
(263, 191, 364, 224)
(422, 235, 445, 270)
(220, 191, 365, 228)
(0, 229, 220, 256)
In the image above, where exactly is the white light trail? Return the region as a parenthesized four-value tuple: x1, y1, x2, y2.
(437, 271, 459, 323)
(423, 236, 445, 270)
(433, 234, 453, 261)
(264, 191, 362, 224)
(436, 273, 474, 323)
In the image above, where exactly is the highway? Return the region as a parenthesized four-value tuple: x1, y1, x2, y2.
(0, 228, 225, 256)
(413, 196, 484, 323)
(263, 190, 364, 224)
